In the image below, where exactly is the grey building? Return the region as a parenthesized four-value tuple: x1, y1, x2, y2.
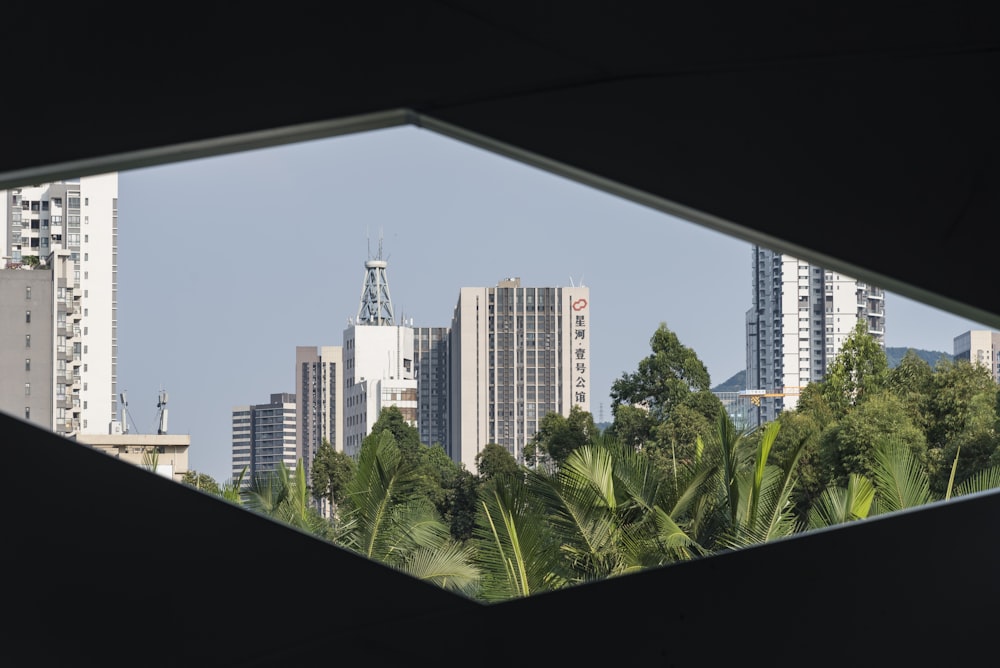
(2, 175, 119, 435)
(745, 246, 885, 425)
(0, 250, 82, 435)
(414, 326, 450, 451)
(231, 392, 297, 485)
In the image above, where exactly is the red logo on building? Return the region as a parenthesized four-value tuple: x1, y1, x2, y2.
(572, 298, 588, 311)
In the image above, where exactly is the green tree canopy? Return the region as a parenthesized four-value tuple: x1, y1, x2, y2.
(310, 438, 357, 512)
(369, 405, 422, 465)
(476, 443, 521, 482)
(524, 405, 597, 468)
(610, 322, 713, 423)
(181, 470, 220, 496)
(821, 319, 889, 417)
(818, 391, 927, 486)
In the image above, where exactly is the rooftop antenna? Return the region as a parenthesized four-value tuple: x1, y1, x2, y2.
(156, 388, 169, 435)
(356, 230, 395, 326)
(119, 391, 129, 434)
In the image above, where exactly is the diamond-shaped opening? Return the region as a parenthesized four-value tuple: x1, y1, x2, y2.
(5, 112, 999, 602)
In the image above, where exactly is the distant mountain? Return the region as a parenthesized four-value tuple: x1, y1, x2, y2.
(712, 370, 746, 393)
(710, 347, 953, 393)
(884, 346, 952, 368)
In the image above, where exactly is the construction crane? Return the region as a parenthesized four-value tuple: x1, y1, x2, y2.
(739, 387, 804, 406)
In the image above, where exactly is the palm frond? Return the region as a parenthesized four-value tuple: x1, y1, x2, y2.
(472, 473, 562, 601)
(400, 541, 481, 598)
(806, 473, 875, 530)
(869, 437, 934, 516)
(954, 465, 1000, 498)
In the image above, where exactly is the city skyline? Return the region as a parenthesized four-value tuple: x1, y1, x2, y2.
(111, 125, 990, 484)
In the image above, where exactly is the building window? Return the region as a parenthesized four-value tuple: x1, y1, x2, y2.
(25, 383, 30, 396)
(26, 286, 31, 300)
(25, 334, 30, 348)
(24, 407, 30, 420)
(25, 310, 30, 323)
(25, 359, 30, 371)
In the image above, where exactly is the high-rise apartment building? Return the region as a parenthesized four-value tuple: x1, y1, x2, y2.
(1, 174, 119, 435)
(414, 326, 450, 451)
(449, 277, 591, 473)
(295, 345, 345, 473)
(953, 330, 1000, 382)
(231, 392, 297, 484)
(745, 246, 885, 424)
(342, 249, 417, 456)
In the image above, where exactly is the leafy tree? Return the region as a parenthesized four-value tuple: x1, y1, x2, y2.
(310, 438, 357, 518)
(821, 319, 889, 417)
(524, 405, 596, 468)
(446, 468, 480, 541)
(652, 402, 714, 467)
(476, 443, 521, 483)
(369, 405, 422, 465)
(610, 322, 713, 424)
(818, 391, 927, 487)
(885, 349, 935, 431)
(414, 444, 464, 522)
(916, 358, 1000, 493)
(181, 470, 221, 496)
(605, 403, 656, 450)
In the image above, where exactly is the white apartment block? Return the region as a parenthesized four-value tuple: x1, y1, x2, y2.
(449, 277, 591, 473)
(342, 254, 417, 456)
(954, 330, 1000, 382)
(231, 392, 297, 485)
(2, 174, 119, 435)
(295, 345, 345, 473)
(746, 246, 884, 424)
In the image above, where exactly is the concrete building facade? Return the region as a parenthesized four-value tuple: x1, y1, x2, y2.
(231, 392, 297, 485)
(342, 252, 417, 457)
(414, 326, 450, 451)
(2, 174, 119, 435)
(745, 246, 885, 424)
(75, 433, 191, 483)
(295, 345, 345, 472)
(449, 277, 591, 473)
(953, 330, 1000, 383)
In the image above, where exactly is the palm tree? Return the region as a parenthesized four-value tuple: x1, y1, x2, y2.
(243, 460, 335, 541)
(338, 430, 479, 597)
(473, 432, 708, 599)
(472, 470, 565, 601)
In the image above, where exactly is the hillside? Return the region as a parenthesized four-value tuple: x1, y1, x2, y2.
(710, 346, 952, 393)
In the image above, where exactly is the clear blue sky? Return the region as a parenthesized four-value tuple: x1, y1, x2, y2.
(115, 125, 989, 483)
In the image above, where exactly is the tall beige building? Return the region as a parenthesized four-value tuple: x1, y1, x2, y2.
(449, 277, 591, 473)
(295, 344, 345, 472)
